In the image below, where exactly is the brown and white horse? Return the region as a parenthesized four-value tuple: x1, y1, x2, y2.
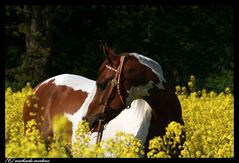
(23, 74, 152, 147)
(23, 74, 95, 142)
(23, 45, 184, 157)
(83, 45, 185, 157)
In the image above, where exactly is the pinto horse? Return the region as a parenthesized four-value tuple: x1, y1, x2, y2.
(23, 74, 95, 143)
(23, 74, 152, 147)
(84, 44, 185, 157)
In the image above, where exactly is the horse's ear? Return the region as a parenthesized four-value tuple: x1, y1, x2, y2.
(103, 43, 117, 64)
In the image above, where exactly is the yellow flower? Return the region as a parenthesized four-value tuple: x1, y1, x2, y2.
(5, 79, 234, 158)
(190, 75, 195, 82)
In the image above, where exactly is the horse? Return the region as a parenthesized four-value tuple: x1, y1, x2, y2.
(23, 74, 152, 150)
(23, 74, 95, 143)
(83, 44, 185, 157)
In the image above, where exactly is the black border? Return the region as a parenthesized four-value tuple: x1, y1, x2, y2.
(234, 4, 239, 161)
(1, 3, 6, 162)
(2, 0, 238, 162)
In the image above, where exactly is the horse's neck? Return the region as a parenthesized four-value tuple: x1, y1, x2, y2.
(144, 83, 184, 126)
(98, 99, 152, 143)
(143, 83, 184, 152)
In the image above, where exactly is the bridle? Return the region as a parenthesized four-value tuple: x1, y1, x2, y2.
(94, 55, 127, 144)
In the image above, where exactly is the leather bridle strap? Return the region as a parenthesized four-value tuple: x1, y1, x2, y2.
(95, 55, 126, 144)
(113, 56, 126, 106)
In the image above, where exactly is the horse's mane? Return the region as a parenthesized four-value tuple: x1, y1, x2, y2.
(98, 52, 166, 84)
(128, 53, 166, 83)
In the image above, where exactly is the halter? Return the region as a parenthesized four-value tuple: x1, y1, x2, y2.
(95, 55, 126, 144)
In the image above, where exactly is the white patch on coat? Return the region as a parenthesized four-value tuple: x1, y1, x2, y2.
(53, 74, 95, 92)
(129, 53, 166, 84)
(40, 74, 153, 155)
(89, 99, 152, 146)
(35, 74, 95, 92)
(64, 85, 97, 143)
(126, 80, 160, 106)
(34, 74, 96, 143)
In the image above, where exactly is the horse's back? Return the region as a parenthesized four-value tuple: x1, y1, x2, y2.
(23, 74, 95, 140)
(34, 74, 95, 92)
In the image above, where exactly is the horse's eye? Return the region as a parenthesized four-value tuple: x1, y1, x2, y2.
(97, 82, 106, 90)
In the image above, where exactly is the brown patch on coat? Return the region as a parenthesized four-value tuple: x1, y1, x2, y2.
(23, 79, 88, 142)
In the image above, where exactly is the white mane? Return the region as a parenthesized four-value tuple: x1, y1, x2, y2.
(129, 53, 166, 84)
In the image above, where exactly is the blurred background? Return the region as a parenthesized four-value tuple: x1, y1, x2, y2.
(5, 5, 234, 92)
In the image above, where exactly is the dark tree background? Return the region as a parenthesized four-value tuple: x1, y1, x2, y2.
(5, 5, 234, 92)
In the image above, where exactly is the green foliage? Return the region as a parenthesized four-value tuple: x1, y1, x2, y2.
(5, 5, 233, 91)
(204, 68, 234, 92)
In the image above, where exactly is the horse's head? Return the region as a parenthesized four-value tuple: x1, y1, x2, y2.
(84, 44, 166, 130)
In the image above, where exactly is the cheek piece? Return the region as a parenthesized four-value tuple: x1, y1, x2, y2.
(95, 55, 128, 144)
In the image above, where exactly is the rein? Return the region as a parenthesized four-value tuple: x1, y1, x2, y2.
(95, 55, 126, 144)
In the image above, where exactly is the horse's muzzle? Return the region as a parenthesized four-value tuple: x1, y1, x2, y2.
(82, 114, 101, 131)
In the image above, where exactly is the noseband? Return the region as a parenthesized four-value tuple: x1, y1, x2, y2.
(95, 55, 127, 144)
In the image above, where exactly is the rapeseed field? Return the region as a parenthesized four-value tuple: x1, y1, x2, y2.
(5, 76, 234, 158)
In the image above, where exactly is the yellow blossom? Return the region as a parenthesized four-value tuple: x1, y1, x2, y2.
(5, 79, 234, 158)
